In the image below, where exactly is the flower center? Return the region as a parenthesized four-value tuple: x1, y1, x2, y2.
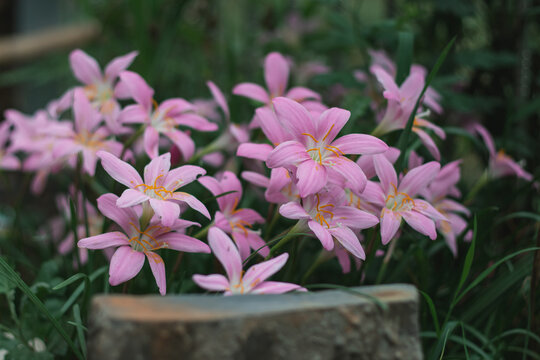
(135, 174, 174, 200)
(385, 184, 415, 212)
(128, 222, 169, 259)
(313, 194, 335, 229)
(74, 130, 105, 149)
(301, 125, 344, 164)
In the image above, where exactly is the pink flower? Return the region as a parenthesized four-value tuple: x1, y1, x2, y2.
(279, 188, 379, 259)
(242, 167, 300, 204)
(192, 227, 304, 295)
(233, 52, 321, 108)
(472, 123, 533, 181)
(78, 193, 210, 295)
(198, 171, 268, 260)
(371, 65, 445, 160)
(69, 49, 138, 134)
(117, 71, 217, 160)
(422, 160, 471, 256)
(97, 151, 210, 226)
(53, 89, 123, 176)
(364, 155, 446, 245)
(266, 97, 388, 197)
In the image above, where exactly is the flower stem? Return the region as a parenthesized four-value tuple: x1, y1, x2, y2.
(301, 250, 327, 285)
(265, 222, 305, 260)
(465, 170, 490, 205)
(264, 207, 281, 241)
(193, 222, 214, 239)
(121, 125, 146, 159)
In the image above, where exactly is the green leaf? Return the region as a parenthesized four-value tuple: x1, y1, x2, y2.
(453, 216, 477, 305)
(395, 31, 414, 85)
(72, 304, 87, 358)
(53, 273, 90, 291)
(419, 290, 441, 335)
(427, 320, 459, 360)
(59, 266, 107, 317)
(396, 36, 456, 170)
(497, 211, 540, 223)
(455, 247, 540, 304)
(0, 256, 84, 360)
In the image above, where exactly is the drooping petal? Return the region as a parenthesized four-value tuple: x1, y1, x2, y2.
(329, 226, 365, 260)
(117, 189, 149, 207)
(331, 134, 388, 155)
(279, 202, 310, 219)
(118, 71, 154, 111)
(272, 97, 316, 139)
(308, 220, 334, 251)
(192, 274, 229, 292)
(402, 211, 437, 240)
(108, 246, 145, 286)
(208, 227, 243, 284)
(250, 281, 306, 294)
(472, 123, 496, 157)
(373, 154, 398, 195)
(172, 192, 211, 219)
(413, 128, 440, 161)
(78, 232, 130, 249)
(232, 83, 269, 103)
(164, 129, 195, 161)
(296, 159, 328, 197)
(414, 118, 445, 139)
(104, 51, 138, 81)
(237, 143, 274, 162)
(370, 65, 400, 101)
(246, 231, 270, 257)
(149, 198, 180, 227)
(264, 52, 289, 97)
(97, 151, 143, 188)
(143, 126, 160, 159)
(69, 49, 102, 85)
(146, 252, 166, 295)
(380, 208, 402, 245)
(398, 161, 440, 197)
(207, 81, 230, 120)
(243, 253, 288, 288)
(266, 141, 310, 168)
(97, 193, 140, 234)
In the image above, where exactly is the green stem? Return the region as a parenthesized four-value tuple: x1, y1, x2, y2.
(375, 235, 399, 284)
(465, 170, 490, 205)
(264, 208, 281, 241)
(265, 222, 305, 260)
(193, 222, 214, 239)
(301, 250, 327, 285)
(121, 125, 146, 159)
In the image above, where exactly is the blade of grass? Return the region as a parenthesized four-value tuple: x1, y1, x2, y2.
(0, 256, 84, 360)
(419, 290, 441, 335)
(59, 266, 107, 317)
(395, 31, 414, 84)
(72, 304, 87, 359)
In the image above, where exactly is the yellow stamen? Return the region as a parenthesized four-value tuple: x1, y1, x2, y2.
(322, 124, 335, 141)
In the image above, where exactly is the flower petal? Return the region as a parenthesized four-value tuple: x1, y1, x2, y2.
(165, 129, 195, 161)
(108, 246, 145, 286)
(237, 143, 274, 162)
(285, 86, 321, 102)
(104, 51, 138, 81)
(333, 206, 379, 229)
(279, 202, 310, 219)
(163, 165, 205, 192)
(232, 83, 269, 103)
(414, 199, 447, 221)
(402, 211, 437, 240)
(97, 151, 143, 188)
(264, 52, 289, 97)
(118, 71, 154, 110)
(308, 220, 334, 251)
(241, 171, 270, 188)
(146, 252, 166, 295)
(329, 226, 365, 260)
(149, 198, 180, 227)
(399, 161, 440, 197)
(272, 97, 316, 139)
(143, 126, 160, 159)
(192, 274, 229, 292)
(243, 253, 288, 287)
(207, 81, 229, 119)
(331, 134, 388, 155)
(315, 107, 350, 143)
(144, 152, 171, 186)
(172, 192, 211, 219)
(296, 159, 328, 197)
(117, 189, 149, 207)
(78, 232, 130, 249)
(413, 128, 440, 161)
(373, 154, 398, 195)
(97, 193, 139, 234)
(266, 141, 310, 168)
(380, 208, 401, 245)
(208, 227, 243, 284)
(256, 106, 291, 145)
(69, 49, 102, 85)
